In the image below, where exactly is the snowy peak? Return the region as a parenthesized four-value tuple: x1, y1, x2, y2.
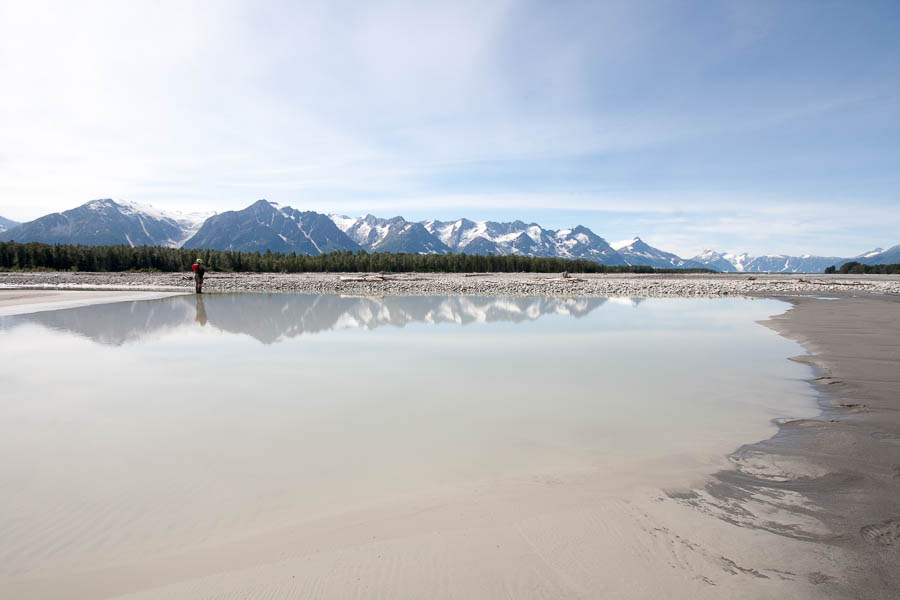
(1, 199, 212, 248)
(6, 199, 897, 272)
(329, 214, 450, 254)
(615, 237, 703, 269)
(327, 215, 624, 262)
(690, 250, 739, 272)
(418, 219, 624, 263)
(115, 199, 215, 246)
(690, 250, 849, 273)
(855, 244, 900, 266)
(612, 237, 642, 251)
(855, 247, 884, 259)
(185, 200, 360, 255)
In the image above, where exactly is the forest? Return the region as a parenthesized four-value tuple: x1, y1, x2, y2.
(824, 261, 900, 275)
(0, 241, 715, 274)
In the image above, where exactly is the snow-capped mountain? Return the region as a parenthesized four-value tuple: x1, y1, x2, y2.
(5, 198, 897, 272)
(743, 255, 847, 273)
(330, 214, 450, 254)
(184, 200, 360, 255)
(328, 215, 626, 264)
(855, 247, 884, 259)
(116, 200, 214, 247)
(724, 252, 753, 272)
(691, 250, 739, 273)
(552, 226, 626, 264)
(0, 215, 20, 233)
(858, 245, 900, 266)
(0, 199, 213, 247)
(612, 237, 704, 269)
(420, 219, 625, 264)
(695, 246, 899, 271)
(690, 251, 850, 273)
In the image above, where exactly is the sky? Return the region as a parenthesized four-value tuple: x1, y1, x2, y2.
(1, 0, 898, 258)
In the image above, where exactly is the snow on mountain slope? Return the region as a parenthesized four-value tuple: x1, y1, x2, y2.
(0, 215, 20, 233)
(1, 199, 210, 248)
(186, 200, 360, 255)
(117, 200, 215, 246)
(330, 214, 450, 254)
(855, 244, 900, 266)
(692, 250, 849, 273)
(613, 237, 704, 269)
(421, 219, 624, 263)
(612, 237, 639, 251)
(691, 250, 739, 273)
(855, 247, 885, 259)
(11, 199, 892, 271)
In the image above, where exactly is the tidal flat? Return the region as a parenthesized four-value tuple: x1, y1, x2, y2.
(0, 290, 897, 599)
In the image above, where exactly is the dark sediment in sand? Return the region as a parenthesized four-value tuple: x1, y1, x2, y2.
(676, 294, 900, 599)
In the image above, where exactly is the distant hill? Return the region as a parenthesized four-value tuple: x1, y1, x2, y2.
(0, 215, 19, 233)
(691, 250, 863, 273)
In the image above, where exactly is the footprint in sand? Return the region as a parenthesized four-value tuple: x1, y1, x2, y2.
(859, 520, 900, 546)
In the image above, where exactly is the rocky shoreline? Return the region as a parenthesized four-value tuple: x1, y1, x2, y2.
(2, 270, 899, 297)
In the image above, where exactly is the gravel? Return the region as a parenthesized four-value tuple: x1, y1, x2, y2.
(2, 271, 899, 298)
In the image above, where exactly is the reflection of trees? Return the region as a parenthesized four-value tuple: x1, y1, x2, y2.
(6, 295, 610, 346)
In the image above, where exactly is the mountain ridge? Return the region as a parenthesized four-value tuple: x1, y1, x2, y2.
(3, 199, 897, 272)
(0, 215, 20, 233)
(1, 199, 212, 248)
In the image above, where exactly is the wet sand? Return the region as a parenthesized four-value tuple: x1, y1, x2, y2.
(0, 289, 186, 317)
(0, 285, 897, 598)
(755, 295, 900, 597)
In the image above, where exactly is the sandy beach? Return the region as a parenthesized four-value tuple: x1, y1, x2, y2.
(0, 279, 897, 599)
(0, 289, 186, 317)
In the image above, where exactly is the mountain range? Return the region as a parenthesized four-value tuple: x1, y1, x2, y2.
(2, 198, 897, 272)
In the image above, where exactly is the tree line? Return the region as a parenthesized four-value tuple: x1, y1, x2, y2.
(0, 241, 717, 274)
(824, 261, 900, 275)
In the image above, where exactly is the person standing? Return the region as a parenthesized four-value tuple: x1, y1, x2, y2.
(191, 258, 207, 294)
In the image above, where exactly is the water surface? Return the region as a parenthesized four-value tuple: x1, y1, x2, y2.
(0, 294, 818, 578)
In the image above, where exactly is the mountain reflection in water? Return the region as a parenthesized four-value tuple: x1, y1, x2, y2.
(1, 294, 645, 346)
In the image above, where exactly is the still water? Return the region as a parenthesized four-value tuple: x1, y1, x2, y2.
(0, 294, 817, 578)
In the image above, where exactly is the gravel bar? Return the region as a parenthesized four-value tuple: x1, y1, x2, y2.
(2, 271, 899, 297)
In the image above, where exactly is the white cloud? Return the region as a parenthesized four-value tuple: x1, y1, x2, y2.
(0, 0, 896, 258)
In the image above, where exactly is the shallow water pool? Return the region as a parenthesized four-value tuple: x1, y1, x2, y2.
(0, 294, 818, 579)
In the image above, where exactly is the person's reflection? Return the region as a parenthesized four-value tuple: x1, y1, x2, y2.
(194, 294, 208, 326)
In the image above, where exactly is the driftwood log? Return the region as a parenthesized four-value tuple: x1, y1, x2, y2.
(338, 274, 429, 282)
(798, 278, 865, 286)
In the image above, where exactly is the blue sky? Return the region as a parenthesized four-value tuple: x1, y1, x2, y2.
(1, 0, 898, 257)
